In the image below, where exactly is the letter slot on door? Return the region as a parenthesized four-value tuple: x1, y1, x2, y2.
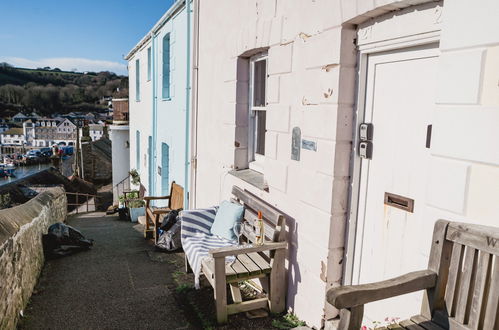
(384, 192, 414, 213)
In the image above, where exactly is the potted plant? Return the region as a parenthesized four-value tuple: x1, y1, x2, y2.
(129, 169, 140, 186)
(118, 194, 128, 220)
(128, 198, 145, 223)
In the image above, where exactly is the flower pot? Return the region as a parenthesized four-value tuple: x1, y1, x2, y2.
(118, 208, 128, 221)
(129, 207, 145, 223)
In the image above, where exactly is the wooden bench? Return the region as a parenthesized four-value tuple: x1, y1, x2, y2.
(143, 182, 183, 242)
(183, 186, 287, 323)
(327, 220, 499, 330)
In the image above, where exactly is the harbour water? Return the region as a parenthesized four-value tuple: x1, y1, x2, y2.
(0, 155, 75, 186)
(0, 163, 52, 186)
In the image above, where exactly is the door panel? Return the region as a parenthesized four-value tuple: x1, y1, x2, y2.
(148, 136, 153, 194)
(353, 44, 439, 323)
(161, 143, 170, 196)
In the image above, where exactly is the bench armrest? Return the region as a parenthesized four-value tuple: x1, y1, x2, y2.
(152, 208, 178, 215)
(327, 269, 437, 309)
(209, 241, 287, 258)
(144, 195, 170, 201)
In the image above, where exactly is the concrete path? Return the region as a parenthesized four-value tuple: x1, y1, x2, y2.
(19, 212, 193, 330)
(18, 212, 277, 330)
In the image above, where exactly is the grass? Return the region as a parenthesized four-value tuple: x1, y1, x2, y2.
(271, 312, 306, 329)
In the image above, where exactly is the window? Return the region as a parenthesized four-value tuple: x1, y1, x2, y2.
(147, 47, 151, 81)
(136, 130, 140, 170)
(135, 59, 140, 101)
(248, 53, 268, 171)
(162, 33, 171, 99)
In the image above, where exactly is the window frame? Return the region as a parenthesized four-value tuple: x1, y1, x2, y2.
(147, 47, 152, 81)
(248, 52, 268, 173)
(162, 33, 171, 100)
(135, 59, 141, 102)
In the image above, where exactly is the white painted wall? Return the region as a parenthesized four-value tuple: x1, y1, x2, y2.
(194, 1, 356, 327)
(128, 2, 190, 203)
(110, 125, 130, 203)
(194, 0, 499, 327)
(129, 38, 154, 194)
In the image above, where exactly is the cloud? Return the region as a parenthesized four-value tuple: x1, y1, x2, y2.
(0, 56, 127, 75)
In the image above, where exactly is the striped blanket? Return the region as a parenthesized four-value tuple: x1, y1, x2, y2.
(180, 207, 237, 288)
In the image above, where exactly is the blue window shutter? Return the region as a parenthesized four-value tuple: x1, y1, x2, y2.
(162, 34, 171, 99)
(135, 59, 140, 101)
(136, 130, 140, 170)
(148, 136, 153, 194)
(147, 47, 151, 81)
(161, 143, 170, 196)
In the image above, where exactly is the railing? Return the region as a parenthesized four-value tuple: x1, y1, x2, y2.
(113, 175, 130, 204)
(66, 192, 99, 214)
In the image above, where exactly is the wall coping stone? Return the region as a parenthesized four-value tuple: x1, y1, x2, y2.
(0, 187, 66, 247)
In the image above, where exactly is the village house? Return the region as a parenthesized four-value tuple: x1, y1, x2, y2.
(125, 0, 499, 328)
(125, 0, 191, 202)
(1, 127, 25, 146)
(87, 124, 105, 141)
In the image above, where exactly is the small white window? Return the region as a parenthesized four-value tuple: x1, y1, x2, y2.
(248, 53, 268, 172)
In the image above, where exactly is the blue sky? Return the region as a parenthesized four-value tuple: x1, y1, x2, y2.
(0, 0, 175, 76)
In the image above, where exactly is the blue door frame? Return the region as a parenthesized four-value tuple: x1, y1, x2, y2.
(148, 136, 153, 194)
(161, 143, 170, 195)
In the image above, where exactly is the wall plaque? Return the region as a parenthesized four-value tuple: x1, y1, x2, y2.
(291, 127, 301, 161)
(302, 139, 317, 151)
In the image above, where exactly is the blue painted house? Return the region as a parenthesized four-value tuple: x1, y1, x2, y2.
(125, 0, 192, 206)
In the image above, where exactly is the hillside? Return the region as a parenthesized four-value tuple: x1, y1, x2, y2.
(0, 63, 128, 117)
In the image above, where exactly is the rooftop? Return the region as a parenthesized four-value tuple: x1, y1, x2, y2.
(3, 128, 23, 135)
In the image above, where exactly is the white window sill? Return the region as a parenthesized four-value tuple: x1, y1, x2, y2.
(248, 160, 264, 173)
(229, 169, 268, 192)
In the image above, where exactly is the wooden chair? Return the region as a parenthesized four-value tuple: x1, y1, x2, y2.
(182, 186, 288, 323)
(143, 181, 183, 242)
(327, 220, 499, 330)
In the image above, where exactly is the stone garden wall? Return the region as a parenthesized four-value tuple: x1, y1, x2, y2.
(0, 187, 67, 329)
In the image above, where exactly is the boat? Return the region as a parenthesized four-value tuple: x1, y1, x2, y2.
(0, 163, 17, 177)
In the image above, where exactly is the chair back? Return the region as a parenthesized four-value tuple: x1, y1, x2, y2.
(168, 181, 184, 210)
(424, 220, 499, 329)
(138, 184, 146, 199)
(231, 186, 286, 260)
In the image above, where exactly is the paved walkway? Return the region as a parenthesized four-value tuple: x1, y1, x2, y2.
(19, 212, 276, 330)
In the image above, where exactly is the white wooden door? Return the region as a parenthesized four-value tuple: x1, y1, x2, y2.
(352, 44, 439, 323)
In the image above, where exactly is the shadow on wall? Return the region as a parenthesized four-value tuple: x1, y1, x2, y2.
(283, 214, 301, 312)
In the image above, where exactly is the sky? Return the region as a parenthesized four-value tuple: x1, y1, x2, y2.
(0, 0, 175, 76)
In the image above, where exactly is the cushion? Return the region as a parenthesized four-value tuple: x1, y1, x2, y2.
(210, 200, 244, 241)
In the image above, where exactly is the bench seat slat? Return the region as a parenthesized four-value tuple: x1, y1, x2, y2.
(230, 259, 249, 279)
(247, 252, 271, 272)
(237, 253, 266, 276)
(410, 315, 445, 330)
(398, 319, 426, 330)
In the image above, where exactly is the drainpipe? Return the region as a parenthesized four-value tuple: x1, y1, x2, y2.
(189, 0, 200, 208)
(151, 31, 158, 197)
(184, 0, 192, 209)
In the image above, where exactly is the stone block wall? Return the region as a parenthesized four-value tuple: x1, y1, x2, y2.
(0, 187, 67, 329)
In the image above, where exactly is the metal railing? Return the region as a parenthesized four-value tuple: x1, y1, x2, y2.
(66, 192, 99, 214)
(113, 175, 130, 204)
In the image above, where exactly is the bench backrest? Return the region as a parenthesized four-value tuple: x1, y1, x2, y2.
(231, 186, 286, 255)
(424, 220, 499, 329)
(168, 181, 184, 210)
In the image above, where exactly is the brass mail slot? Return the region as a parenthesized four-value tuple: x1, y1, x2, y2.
(384, 192, 414, 213)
